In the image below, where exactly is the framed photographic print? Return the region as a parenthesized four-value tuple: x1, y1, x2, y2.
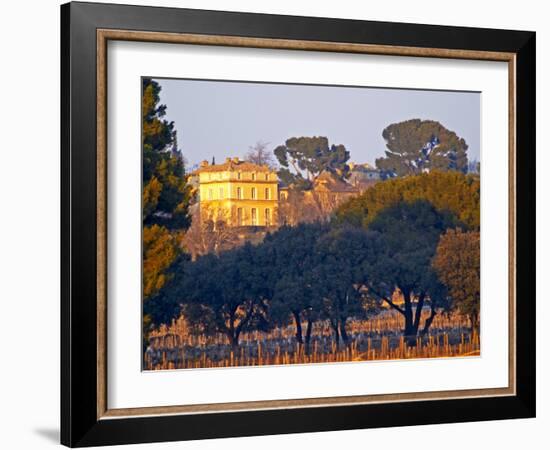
(60, 1, 535, 447)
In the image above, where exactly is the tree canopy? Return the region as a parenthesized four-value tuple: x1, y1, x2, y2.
(312, 226, 376, 345)
(375, 119, 469, 177)
(360, 201, 457, 344)
(335, 170, 480, 230)
(433, 228, 480, 330)
(274, 136, 350, 190)
(143, 225, 180, 299)
(142, 79, 193, 349)
(142, 78, 192, 230)
(264, 223, 328, 347)
(149, 243, 273, 348)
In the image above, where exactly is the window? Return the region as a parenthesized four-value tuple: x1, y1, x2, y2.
(251, 173, 256, 181)
(280, 191, 287, 201)
(208, 188, 213, 200)
(237, 172, 241, 180)
(251, 208, 257, 226)
(219, 187, 224, 199)
(265, 208, 271, 226)
(237, 187, 242, 199)
(265, 173, 269, 181)
(237, 208, 243, 226)
(265, 188, 270, 200)
(251, 187, 256, 199)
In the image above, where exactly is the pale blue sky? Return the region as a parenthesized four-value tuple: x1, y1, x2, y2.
(156, 78, 480, 170)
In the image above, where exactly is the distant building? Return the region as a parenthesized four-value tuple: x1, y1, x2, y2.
(348, 162, 381, 189)
(278, 171, 362, 226)
(191, 158, 378, 230)
(308, 170, 359, 203)
(193, 157, 278, 227)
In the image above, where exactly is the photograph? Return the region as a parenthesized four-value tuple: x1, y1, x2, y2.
(142, 77, 481, 371)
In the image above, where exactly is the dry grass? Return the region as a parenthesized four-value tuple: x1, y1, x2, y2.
(144, 310, 480, 370)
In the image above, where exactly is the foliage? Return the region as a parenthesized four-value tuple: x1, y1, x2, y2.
(142, 79, 174, 155)
(141, 79, 193, 301)
(144, 253, 190, 329)
(142, 78, 192, 230)
(142, 225, 183, 347)
(360, 201, 458, 345)
(153, 243, 273, 348)
(375, 119, 469, 177)
(263, 223, 328, 347)
(335, 170, 480, 230)
(433, 228, 480, 330)
(143, 225, 181, 299)
(274, 136, 350, 189)
(142, 79, 193, 348)
(312, 226, 377, 345)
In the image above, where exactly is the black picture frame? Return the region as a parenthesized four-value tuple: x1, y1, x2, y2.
(61, 1, 535, 447)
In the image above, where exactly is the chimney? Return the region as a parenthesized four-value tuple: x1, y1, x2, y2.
(200, 160, 209, 167)
(225, 157, 232, 163)
(232, 157, 240, 164)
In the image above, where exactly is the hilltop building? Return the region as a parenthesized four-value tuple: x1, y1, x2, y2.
(193, 157, 278, 227)
(190, 157, 380, 230)
(348, 162, 381, 189)
(311, 170, 359, 199)
(278, 171, 365, 226)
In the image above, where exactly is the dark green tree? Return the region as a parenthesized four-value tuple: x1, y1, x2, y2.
(263, 223, 328, 351)
(312, 227, 377, 347)
(142, 79, 193, 351)
(375, 119, 469, 177)
(433, 228, 480, 331)
(335, 171, 480, 230)
(360, 201, 457, 346)
(150, 243, 272, 350)
(274, 136, 350, 189)
(142, 78, 192, 230)
(143, 252, 191, 327)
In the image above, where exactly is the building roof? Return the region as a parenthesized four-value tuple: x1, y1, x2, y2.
(314, 171, 358, 193)
(349, 162, 377, 172)
(193, 157, 272, 174)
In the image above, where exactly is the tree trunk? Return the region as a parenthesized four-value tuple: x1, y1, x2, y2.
(402, 290, 417, 347)
(231, 302, 254, 352)
(227, 312, 238, 351)
(304, 319, 313, 355)
(470, 312, 480, 334)
(340, 318, 351, 346)
(293, 310, 303, 344)
(413, 292, 426, 331)
(420, 304, 437, 337)
(229, 333, 239, 351)
(331, 320, 340, 347)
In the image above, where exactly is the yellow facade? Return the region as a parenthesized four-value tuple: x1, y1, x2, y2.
(195, 157, 278, 227)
